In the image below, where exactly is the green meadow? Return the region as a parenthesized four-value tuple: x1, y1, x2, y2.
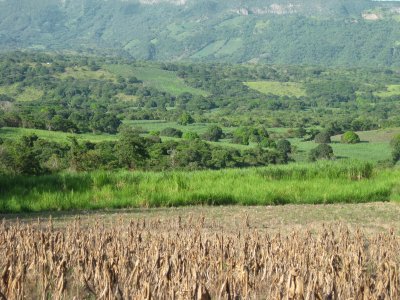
(1, 161, 398, 213)
(56, 67, 116, 82)
(374, 84, 400, 98)
(105, 64, 208, 96)
(2, 125, 397, 163)
(0, 127, 118, 143)
(0, 84, 43, 102)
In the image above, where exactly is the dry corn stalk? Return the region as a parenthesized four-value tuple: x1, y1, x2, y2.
(0, 217, 398, 299)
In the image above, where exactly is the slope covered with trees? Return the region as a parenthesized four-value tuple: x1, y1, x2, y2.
(0, 0, 400, 66)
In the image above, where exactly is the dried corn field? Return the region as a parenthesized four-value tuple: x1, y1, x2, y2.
(0, 216, 399, 300)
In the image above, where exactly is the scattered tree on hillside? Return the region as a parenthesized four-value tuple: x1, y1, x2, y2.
(178, 112, 194, 126)
(341, 131, 360, 144)
(160, 127, 183, 138)
(116, 128, 148, 169)
(276, 139, 292, 155)
(309, 144, 334, 161)
(314, 131, 331, 144)
(183, 131, 200, 140)
(202, 125, 224, 142)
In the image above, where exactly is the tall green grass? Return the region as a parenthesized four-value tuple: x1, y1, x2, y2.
(0, 161, 398, 213)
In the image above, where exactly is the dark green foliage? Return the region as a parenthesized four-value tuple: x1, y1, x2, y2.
(390, 134, 400, 163)
(341, 131, 361, 144)
(276, 139, 292, 159)
(1, 1, 400, 67)
(115, 128, 149, 170)
(160, 127, 183, 138)
(2, 52, 400, 134)
(232, 127, 270, 145)
(309, 144, 334, 161)
(183, 131, 200, 140)
(0, 134, 43, 175)
(289, 127, 307, 138)
(315, 131, 332, 144)
(178, 112, 195, 126)
(202, 125, 224, 142)
(89, 114, 122, 134)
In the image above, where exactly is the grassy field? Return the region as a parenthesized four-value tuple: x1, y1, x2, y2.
(0, 84, 43, 102)
(2, 124, 395, 162)
(291, 140, 392, 162)
(191, 40, 227, 58)
(331, 127, 400, 143)
(244, 81, 307, 97)
(114, 93, 139, 102)
(124, 120, 236, 134)
(0, 125, 252, 151)
(105, 64, 208, 96)
(57, 67, 116, 81)
(1, 161, 398, 213)
(374, 84, 400, 98)
(290, 127, 399, 162)
(0, 127, 118, 143)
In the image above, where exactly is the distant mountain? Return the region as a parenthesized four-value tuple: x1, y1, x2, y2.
(0, 0, 399, 66)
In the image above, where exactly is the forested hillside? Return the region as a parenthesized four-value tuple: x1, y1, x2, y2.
(0, 0, 400, 66)
(1, 52, 400, 177)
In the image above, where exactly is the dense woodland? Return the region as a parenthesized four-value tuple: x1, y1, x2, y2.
(0, 0, 400, 66)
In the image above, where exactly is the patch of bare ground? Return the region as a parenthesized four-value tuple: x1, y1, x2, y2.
(2, 202, 400, 235)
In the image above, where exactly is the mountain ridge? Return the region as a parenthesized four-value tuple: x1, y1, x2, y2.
(0, 0, 399, 66)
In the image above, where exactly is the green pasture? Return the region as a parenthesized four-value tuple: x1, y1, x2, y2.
(1, 161, 398, 213)
(0, 84, 43, 102)
(104, 64, 208, 96)
(374, 84, 400, 98)
(124, 120, 235, 134)
(57, 67, 116, 82)
(0, 127, 117, 143)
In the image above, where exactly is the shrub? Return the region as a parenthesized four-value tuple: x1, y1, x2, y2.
(276, 139, 292, 154)
(160, 127, 183, 138)
(391, 134, 400, 163)
(309, 144, 334, 161)
(202, 125, 224, 142)
(178, 112, 194, 125)
(341, 131, 360, 144)
(314, 131, 331, 144)
(183, 131, 200, 140)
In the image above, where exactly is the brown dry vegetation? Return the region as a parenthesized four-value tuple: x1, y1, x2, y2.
(1, 207, 399, 299)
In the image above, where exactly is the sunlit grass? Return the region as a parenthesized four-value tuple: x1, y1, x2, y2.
(1, 161, 398, 213)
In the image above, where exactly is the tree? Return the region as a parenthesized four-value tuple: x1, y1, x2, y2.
(173, 140, 211, 170)
(0, 134, 43, 175)
(391, 134, 400, 163)
(309, 144, 334, 161)
(116, 128, 148, 169)
(314, 131, 331, 144)
(210, 148, 238, 169)
(276, 139, 292, 154)
(160, 127, 183, 138)
(90, 114, 122, 134)
(290, 127, 307, 138)
(183, 131, 200, 140)
(202, 125, 223, 142)
(178, 112, 194, 126)
(341, 131, 360, 144)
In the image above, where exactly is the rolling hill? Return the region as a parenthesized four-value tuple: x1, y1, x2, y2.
(0, 0, 399, 66)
